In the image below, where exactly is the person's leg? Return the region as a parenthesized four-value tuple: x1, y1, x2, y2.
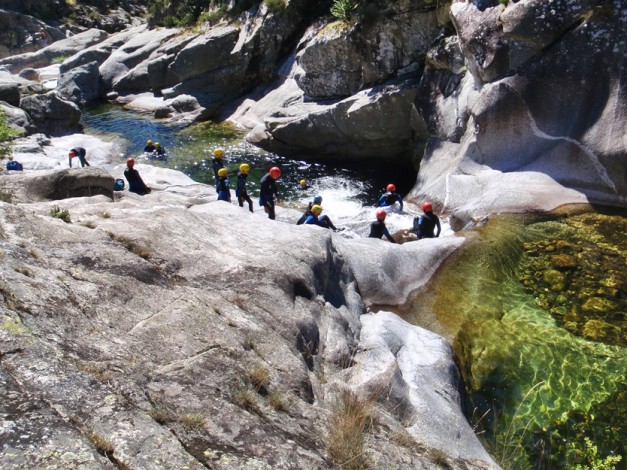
(264, 200, 275, 219)
(245, 194, 253, 212)
(238, 196, 244, 207)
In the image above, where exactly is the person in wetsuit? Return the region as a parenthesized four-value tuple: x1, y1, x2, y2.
(297, 195, 323, 225)
(212, 148, 225, 187)
(376, 183, 403, 211)
(236, 163, 253, 212)
(144, 140, 156, 153)
(303, 204, 338, 231)
(69, 147, 90, 168)
(259, 166, 281, 220)
(124, 158, 150, 195)
(414, 201, 441, 239)
(216, 167, 231, 202)
(369, 209, 396, 243)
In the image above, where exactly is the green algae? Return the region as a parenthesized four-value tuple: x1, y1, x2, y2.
(404, 211, 626, 469)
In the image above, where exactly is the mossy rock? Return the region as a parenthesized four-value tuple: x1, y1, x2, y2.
(581, 297, 616, 314)
(550, 254, 578, 270)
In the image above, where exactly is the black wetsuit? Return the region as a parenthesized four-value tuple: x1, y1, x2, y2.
(297, 202, 315, 225)
(216, 177, 231, 202)
(124, 166, 149, 195)
(376, 191, 403, 210)
(259, 173, 278, 220)
(236, 171, 253, 212)
(144, 144, 156, 153)
(212, 158, 224, 187)
(69, 147, 89, 168)
(369, 220, 396, 243)
(414, 212, 441, 239)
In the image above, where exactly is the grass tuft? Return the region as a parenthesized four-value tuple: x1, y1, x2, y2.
(50, 205, 71, 223)
(326, 389, 373, 470)
(247, 365, 269, 394)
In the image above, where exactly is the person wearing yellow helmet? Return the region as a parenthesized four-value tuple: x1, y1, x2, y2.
(212, 148, 225, 187)
(302, 202, 339, 230)
(216, 167, 231, 202)
(144, 140, 155, 153)
(236, 163, 253, 212)
(298, 179, 309, 190)
(154, 142, 166, 158)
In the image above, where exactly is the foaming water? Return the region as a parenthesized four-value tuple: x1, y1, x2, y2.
(80, 103, 420, 232)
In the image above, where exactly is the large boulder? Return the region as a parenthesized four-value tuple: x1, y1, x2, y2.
(0, 28, 109, 73)
(410, 0, 626, 218)
(57, 61, 101, 104)
(19, 91, 81, 135)
(245, 78, 425, 162)
(99, 27, 179, 92)
(295, 2, 440, 100)
(0, 101, 33, 136)
(7, 167, 115, 202)
(0, 82, 19, 106)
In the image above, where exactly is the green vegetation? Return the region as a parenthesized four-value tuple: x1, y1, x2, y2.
(0, 109, 18, 161)
(148, 0, 266, 28)
(179, 413, 206, 430)
(179, 120, 243, 141)
(264, 0, 286, 13)
(571, 438, 622, 470)
(50, 205, 72, 223)
(331, 0, 357, 22)
(51, 55, 68, 64)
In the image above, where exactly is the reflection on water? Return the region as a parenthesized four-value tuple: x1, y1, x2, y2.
(80, 103, 419, 234)
(405, 212, 626, 469)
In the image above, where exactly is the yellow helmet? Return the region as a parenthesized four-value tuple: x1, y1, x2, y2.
(239, 163, 250, 173)
(155, 142, 161, 148)
(147, 140, 153, 145)
(213, 148, 224, 158)
(217, 168, 228, 177)
(311, 204, 322, 216)
(299, 179, 307, 187)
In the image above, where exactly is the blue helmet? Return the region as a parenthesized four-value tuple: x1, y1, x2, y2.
(313, 195, 322, 204)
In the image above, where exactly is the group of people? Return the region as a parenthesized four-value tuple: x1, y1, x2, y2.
(72, 145, 441, 241)
(144, 140, 167, 160)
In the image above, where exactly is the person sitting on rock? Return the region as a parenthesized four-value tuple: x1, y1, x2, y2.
(376, 183, 403, 211)
(124, 158, 151, 195)
(212, 148, 225, 187)
(236, 163, 253, 212)
(414, 202, 441, 239)
(216, 167, 231, 202)
(304, 204, 338, 231)
(144, 140, 156, 153)
(369, 209, 396, 243)
(69, 147, 90, 168)
(297, 195, 323, 225)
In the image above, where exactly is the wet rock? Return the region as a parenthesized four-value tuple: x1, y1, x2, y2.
(581, 297, 616, 314)
(543, 269, 565, 292)
(582, 319, 618, 342)
(550, 254, 577, 270)
(0, 82, 21, 107)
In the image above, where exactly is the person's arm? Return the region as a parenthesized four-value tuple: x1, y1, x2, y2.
(416, 216, 425, 239)
(376, 195, 385, 207)
(397, 194, 404, 211)
(383, 227, 397, 243)
(435, 218, 441, 237)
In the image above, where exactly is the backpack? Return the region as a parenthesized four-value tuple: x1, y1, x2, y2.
(6, 161, 23, 171)
(113, 178, 125, 191)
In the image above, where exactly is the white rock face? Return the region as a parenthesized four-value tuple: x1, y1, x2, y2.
(0, 161, 498, 469)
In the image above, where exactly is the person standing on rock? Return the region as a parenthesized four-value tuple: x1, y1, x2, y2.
(124, 158, 151, 195)
(212, 148, 225, 187)
(376, 184, 403, 211)
(69, 147, 90, 168)
(216, 167, 231, 202)
(414, 202, 441, 239)
(369, 209, 396, 243)
(236, 163, 253, 212)
(259, 166, 281, 220)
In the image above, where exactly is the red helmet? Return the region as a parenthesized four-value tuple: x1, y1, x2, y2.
(127, 158, 135, 167)
(386, 184, 396, 192)
(68, 151, 76, 158)
(269, 166, 281, 179)
(422, 201, 433, 212)
(376, 209, 387, 221)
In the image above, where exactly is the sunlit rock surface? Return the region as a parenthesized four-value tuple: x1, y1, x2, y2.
(0, 166, 497, 469)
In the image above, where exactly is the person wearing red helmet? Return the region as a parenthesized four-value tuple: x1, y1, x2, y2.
(376, 183, 403, 211)
(259, 166, 281, 219)
(369, 208, 396, 243)
(413, 201, 441, 239)
(124, 157, 151, 195)
(68, 147, 90, 168)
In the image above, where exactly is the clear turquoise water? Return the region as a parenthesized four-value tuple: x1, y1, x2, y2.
(406, 214, 626, 469)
